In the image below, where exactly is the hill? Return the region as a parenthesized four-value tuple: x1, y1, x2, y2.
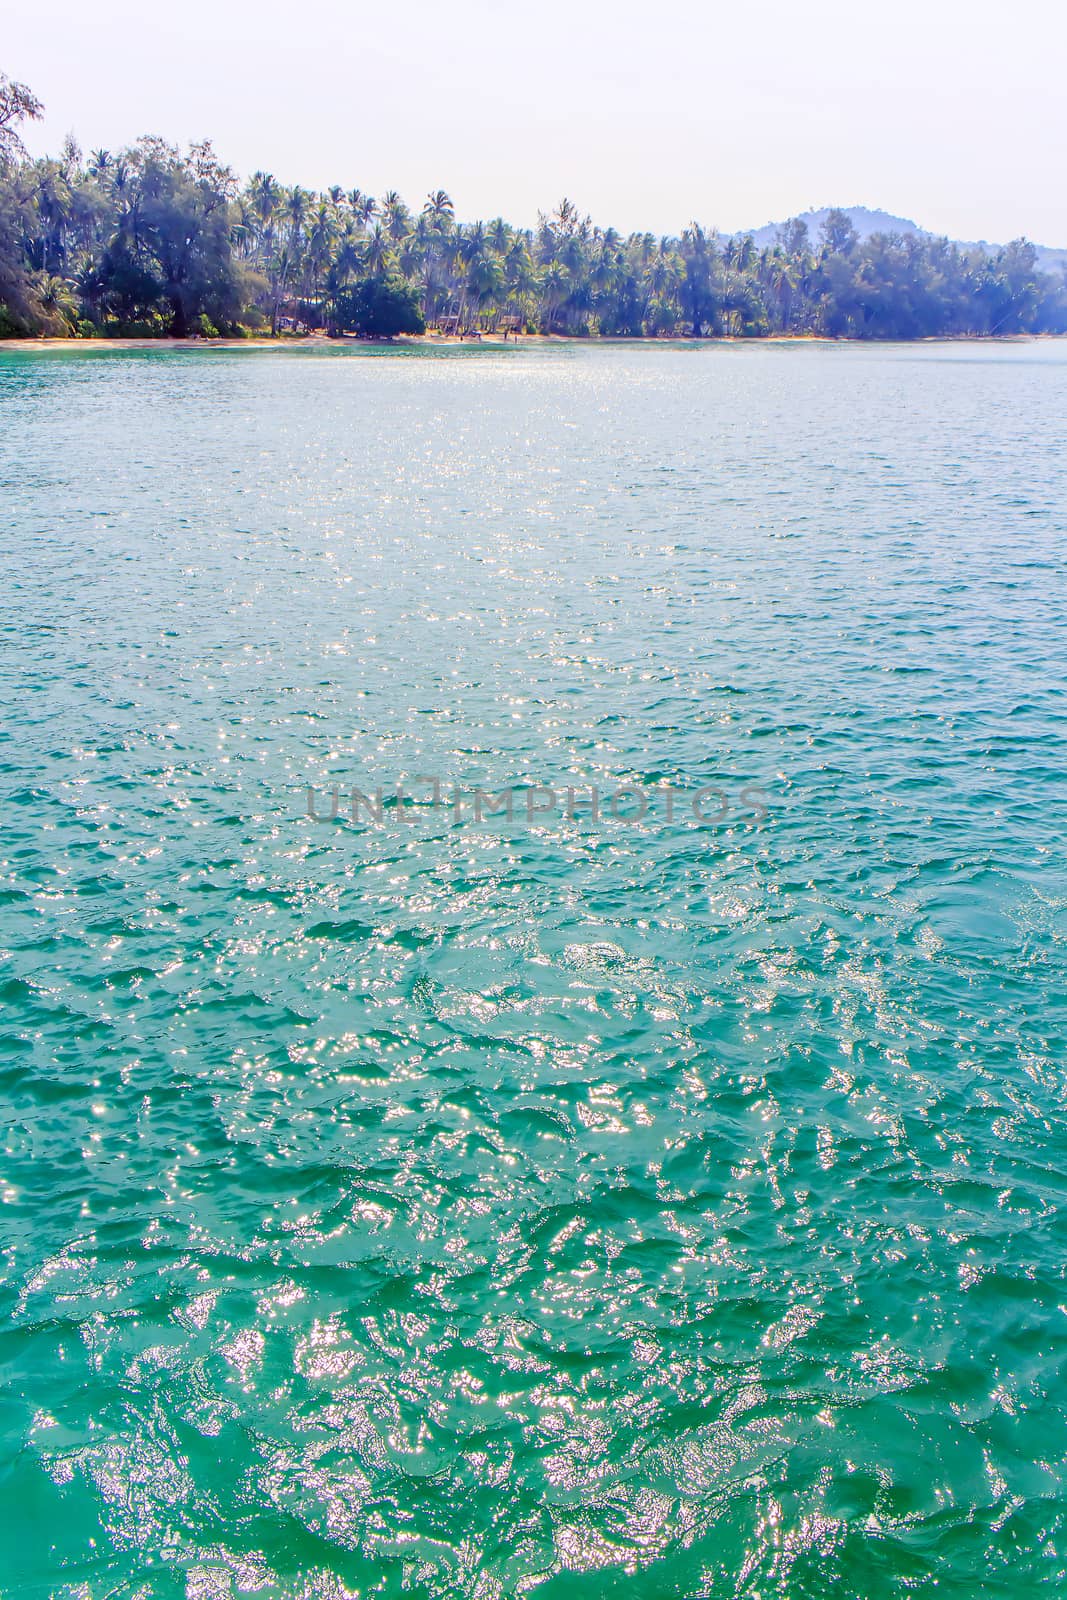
(744, 206, 924, 249)
(739, 206, 1067, 275)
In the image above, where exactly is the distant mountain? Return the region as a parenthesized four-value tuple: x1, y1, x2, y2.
(737, 206, 1067, 275)
(744, 206, 924, 249)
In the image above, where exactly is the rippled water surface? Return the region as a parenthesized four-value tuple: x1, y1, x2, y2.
(3, 339, 1067, 1598)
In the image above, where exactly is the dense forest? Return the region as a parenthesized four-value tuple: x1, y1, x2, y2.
(3, 72, 1066, 342)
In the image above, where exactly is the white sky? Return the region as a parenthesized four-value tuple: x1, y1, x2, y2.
(7, 0, 1066, 244)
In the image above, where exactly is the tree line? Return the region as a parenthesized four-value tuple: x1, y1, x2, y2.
(3, 73, 1066, 342)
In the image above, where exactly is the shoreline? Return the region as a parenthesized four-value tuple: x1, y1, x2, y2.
(1, 331, 1062, 353)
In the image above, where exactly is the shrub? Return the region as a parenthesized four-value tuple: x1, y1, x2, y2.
(106, 318, 165, 339)
(0, 302, 30, 338)
(331, 276, 426, 338)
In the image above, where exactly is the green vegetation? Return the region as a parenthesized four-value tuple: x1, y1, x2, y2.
(331, 276, 425, 338)
(2, 73, 1066, 342)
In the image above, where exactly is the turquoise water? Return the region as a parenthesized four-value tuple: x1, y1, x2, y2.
(2, 340, 1067, 1597)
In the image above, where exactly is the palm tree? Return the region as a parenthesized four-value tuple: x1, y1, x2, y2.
(332, 224, 363, 288)
(33, 162, 74, 272)
(381, 191, 410, 243)
(416, 198, 455, 326)
(231, 197, 257, 259)
(286, 185, 310, 238)
(540, 262, 568, 331)
(306, 201, 337, 323)
(764, 249, 795, 332)
(364, 225, 392, 275)
(397, 228, 425, 283)
(502, 240, 537, 330)
(249, 171, 281, 252)
(251, 178, 302, 333)
(349, 191, 377, 228)
(466, 250, 504, 329)
(35, 271, 79, 332)
(423, 189, 454, 223)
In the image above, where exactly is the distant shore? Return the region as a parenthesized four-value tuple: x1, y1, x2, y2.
(3, 84, 1063, 345)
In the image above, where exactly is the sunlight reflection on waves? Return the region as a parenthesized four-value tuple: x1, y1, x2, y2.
(2, 342, 1067, 1597)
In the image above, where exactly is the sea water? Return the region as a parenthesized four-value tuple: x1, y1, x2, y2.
(2, 339, 1066, 1597)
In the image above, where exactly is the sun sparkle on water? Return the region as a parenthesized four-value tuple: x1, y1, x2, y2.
(1, 339, 1066, 1597)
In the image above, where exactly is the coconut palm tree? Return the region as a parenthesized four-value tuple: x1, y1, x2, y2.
(249, 171, 281, 252)
(32, 161, 74, 272)
(381, 191, 410, 243)
(363, 225, 392, 275)
(349, 191, 377, 228)
(306, 201, 337, 322)
(231, 196, 257, 260)
(286, 185, 310, 239)
(423, 189, 454, 223)
(502, 239, 537, 330)
(539, 262, 568, 331)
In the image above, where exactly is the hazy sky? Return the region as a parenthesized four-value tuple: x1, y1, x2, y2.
(7, 0, 1066, 243)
